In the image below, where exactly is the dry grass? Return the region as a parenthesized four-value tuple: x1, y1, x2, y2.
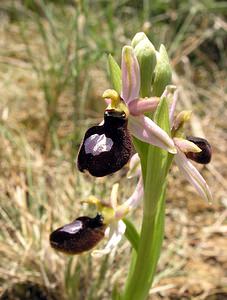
(0, 1, 227, 300)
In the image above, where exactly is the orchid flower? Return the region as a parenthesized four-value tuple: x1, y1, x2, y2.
(77, 45, 176, 177)
(103, 46, 177, 155)
(50, 177, 143, 257)
(128, 86, 213, 203)
(92, 176, 143, 257)
(169, 88, 213, 203)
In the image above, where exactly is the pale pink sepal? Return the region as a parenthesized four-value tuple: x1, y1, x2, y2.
(169, 89, 179, 127)
(121, 46, 140, 104)
(174, 138, 201, 153)
(175, 150, 213, 203)
(123, 176, 143, 210)
(128, 98, 159, 116)
(127, 153, 141, 179)
(129, 115, 177, 154)
(91, 220, 126, 257)
(116, 176, 143, 220)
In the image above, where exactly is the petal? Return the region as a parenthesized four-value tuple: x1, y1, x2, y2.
(121, 176, 143, 212)
(172, 110, 192, 131)
(129, 115, 177, 154)
(91, 220, 126, 257)
(110, 183, 119, 210)
(168, 89, 178, 127)
(175, 150, 213, 203)
(174, 138, 201, 153)
(127, 153, 141, 179)
(121, 46, 140, 104)
(128, 97, 159, 116)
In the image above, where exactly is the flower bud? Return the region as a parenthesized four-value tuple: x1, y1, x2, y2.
(132, 33, 156, 97)
(77, 109, 132, 177)
(186, 136, 212, 164)
(173, 110, 192, 129)
(131, 32, 148, 48)
(50, 214, 106, 254)
(152, 45, 172, 97)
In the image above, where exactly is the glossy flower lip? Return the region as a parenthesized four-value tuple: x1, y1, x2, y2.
(185, 136, 212, 164)
(77, 108, 133, 177)
(49, 214, 106, 255)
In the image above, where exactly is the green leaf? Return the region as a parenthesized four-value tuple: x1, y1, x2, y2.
(123, 218, 139, 252)
(108, 54, 122, 94)
(112, 285, 122, 300)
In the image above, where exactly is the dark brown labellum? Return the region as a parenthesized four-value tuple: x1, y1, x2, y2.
(186, 136, 212, 164)
(77, 109, 133, 177)
(49, 214, 106, 255)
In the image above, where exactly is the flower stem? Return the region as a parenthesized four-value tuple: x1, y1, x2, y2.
(123, 149, 168, 300)
(122, 98, 172, 300)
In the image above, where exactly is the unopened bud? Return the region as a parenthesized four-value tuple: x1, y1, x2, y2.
(152, 45, 172, 97)
(173, 110, 192, 131)
(131, 32, 148, 48)
(132, 33, 156, 97)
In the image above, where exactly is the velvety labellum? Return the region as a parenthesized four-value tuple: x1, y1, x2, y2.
(50, 214, 106, 254)
(77, 109, 133, 177)
(186, 136, 212, 164)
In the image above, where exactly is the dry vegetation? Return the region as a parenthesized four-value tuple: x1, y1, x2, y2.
(0, 1, 226, 299)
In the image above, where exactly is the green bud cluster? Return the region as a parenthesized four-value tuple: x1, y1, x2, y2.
(131, 32, 172, 98)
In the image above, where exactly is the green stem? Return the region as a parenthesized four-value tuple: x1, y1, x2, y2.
(123, 146, 168, 300)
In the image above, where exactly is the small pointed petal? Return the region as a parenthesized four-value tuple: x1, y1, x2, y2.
(160, 85, 178, 128)
(110, 183, 119, 210)
(127, 153, 141, 179)
(173, 110, 192, 131)
(174, 138, 201, 153)
(175, 150, 213, 203)
(92, 220, 126, 257)
(129, 115, 177, 154)
(121, 46, 140, 103)
(128, 97, 159, 116)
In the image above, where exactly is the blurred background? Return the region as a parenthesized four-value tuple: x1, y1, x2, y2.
(0, 1, 226, 299)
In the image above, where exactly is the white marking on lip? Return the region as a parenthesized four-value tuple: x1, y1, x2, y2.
(60, 221, 82, 234)
(84, 133, 113, 156)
